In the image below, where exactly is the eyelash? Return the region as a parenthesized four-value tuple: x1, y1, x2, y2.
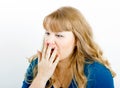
(55, 34, 63, 37)
(45, 32, 64, 38)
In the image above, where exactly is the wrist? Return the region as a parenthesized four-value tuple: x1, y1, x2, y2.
(29, 75, 47, 88)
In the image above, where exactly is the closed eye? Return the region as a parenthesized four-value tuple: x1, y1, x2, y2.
(55, 34, 64, 37)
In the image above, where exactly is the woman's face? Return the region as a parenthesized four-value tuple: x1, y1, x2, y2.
(44, 30, 75, 60)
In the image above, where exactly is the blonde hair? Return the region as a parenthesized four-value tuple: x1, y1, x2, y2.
(28, 6, 116, 88)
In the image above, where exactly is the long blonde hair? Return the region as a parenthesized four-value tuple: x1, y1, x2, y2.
(29, 6, 115, 88)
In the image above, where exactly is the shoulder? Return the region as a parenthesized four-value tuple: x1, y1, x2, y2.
(22, 58, 38, 87)
(84, 61, 113, 78)
(24, 58, 38, 83)
(26, 57, 38, 75)
(30, 57, 38, 67)
(84, 61, 114, 88)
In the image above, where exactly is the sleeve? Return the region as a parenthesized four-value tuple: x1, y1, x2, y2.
(86, 62, 114, 88)
(22, 58, 38, 88)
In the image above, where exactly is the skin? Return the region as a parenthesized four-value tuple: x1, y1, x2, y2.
(44, 31, 75, 61)
(29, 31, 75, 88)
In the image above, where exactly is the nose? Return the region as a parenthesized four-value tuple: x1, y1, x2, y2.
(45, 35, 56, 46)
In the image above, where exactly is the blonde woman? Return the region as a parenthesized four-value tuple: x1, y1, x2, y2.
(22, 6, 115, 88)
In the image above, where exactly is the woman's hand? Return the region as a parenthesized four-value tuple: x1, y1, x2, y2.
(37, 43, 60, 82)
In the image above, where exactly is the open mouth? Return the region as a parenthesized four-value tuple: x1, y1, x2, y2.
(50, 48, 55, 55)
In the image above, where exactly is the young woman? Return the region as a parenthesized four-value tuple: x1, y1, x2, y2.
(22, 6, 115, 88)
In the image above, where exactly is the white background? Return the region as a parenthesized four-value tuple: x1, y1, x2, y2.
(0, 0, 120, 88)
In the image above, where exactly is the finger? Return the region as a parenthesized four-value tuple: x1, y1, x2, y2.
(42, 43, 48, 59)
(49, 48, 57, 63)
(52, 55, 60, 67)
(46, 45, 52, 60)
(37, 50, 42, 62)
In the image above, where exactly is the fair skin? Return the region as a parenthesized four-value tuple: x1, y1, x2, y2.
(29, 31, 75, 88)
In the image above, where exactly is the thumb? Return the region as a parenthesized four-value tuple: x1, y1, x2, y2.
(37, 50, 42, 62)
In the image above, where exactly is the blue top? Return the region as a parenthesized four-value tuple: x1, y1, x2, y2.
(22, 58, 114, 88)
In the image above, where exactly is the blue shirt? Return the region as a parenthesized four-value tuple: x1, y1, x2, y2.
(22, 58, 114, 88)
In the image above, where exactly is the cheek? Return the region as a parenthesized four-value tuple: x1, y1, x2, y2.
(58, 41, 75, 55)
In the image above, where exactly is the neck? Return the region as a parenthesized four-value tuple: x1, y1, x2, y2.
(57, 57, 71, 71)
(52, 58, 73, 88)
